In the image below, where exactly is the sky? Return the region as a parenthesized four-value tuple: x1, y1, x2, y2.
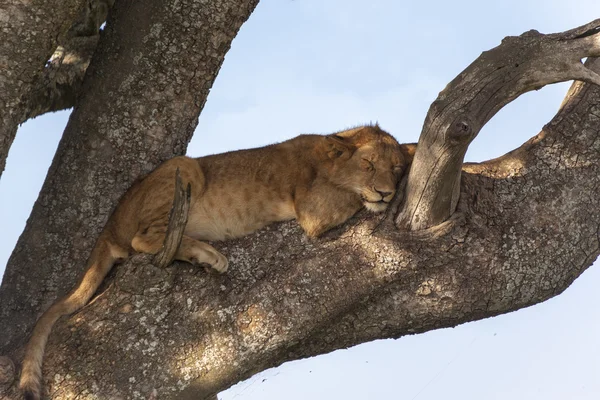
(1, 0, 600, 399)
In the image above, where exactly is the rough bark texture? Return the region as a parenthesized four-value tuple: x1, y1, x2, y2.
(24, 0, 115, 121)
(0, 0, 259, 359)
(2, 65, 599, 398)
(0, 0, 88, 176)
(153, 170, 192, 269)
(397, 19, 600, 230)
(1, 11, 599, 400)
(24, 36, 97, 122)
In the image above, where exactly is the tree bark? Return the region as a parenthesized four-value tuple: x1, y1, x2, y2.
(1, 13, 599, 400)
(0, 0, 86, 176)
(0, 0, 259, 359)
(396, 19, 600, 230)
(153, 170, 192, 269)
(0, 0, 117, 178)
(23, 0, 116, 121)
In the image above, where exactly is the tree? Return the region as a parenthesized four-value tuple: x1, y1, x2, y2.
(1, 1, 599, 399)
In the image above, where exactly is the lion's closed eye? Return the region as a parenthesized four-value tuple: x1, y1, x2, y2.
(361, 159, 374, 171)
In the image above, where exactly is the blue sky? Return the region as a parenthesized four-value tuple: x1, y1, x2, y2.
(1, 0, 599, 398)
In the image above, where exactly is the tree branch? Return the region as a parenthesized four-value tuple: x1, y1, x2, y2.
(1, 0, 114, 175)
(0, 0, 87, 176)
(24, 36, 98, 121)
(153, 169, 192, 268)
(396, 19, 600, 231)
(21, 0, 115, 121)
(2, 13, 599, 400)
(1, 58, 596, 398)
(0, 0, 260, 358)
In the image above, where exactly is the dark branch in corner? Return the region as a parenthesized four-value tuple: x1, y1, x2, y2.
(153, 169, 192, 268)
(396, 18, 600, 231)
(21, 0, 114, 122)
(24, 37, 98, 121)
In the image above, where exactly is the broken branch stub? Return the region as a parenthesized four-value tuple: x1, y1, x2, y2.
(396, 18, 600, 231)
(153, 168, 191, 268)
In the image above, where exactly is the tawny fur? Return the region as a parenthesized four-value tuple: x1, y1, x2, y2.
(20, 125, 416, 399)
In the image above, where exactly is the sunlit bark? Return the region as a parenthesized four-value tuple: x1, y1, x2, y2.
(0, 9, 598, 400)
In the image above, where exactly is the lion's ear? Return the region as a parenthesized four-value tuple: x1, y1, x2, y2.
(326, 135, 354, 160)
(399, 143, 417, 165)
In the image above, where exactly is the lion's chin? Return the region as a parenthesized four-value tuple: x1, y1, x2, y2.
(363, 201, 388, 213)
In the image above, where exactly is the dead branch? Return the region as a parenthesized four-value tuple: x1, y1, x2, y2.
(396, 19, 600, 231)
(153, 169, 192, 268)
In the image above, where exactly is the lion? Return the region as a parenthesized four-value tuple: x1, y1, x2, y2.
(20, 124, 416, 400)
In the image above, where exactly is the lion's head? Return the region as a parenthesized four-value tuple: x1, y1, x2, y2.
(324, 125, 416, 213)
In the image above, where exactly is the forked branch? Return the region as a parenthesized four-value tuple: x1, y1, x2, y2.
(21, 0, 115, 122)
(396, 18, 600, 231)
(24, 37, 98, 122)
(2, 20, 598, 400)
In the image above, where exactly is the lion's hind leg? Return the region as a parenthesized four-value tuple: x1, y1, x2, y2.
(131, 226, 228, 273)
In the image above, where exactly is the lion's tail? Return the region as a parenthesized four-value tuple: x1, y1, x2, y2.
(20, 233, 126, 400)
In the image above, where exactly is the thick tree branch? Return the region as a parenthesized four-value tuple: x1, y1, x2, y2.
(1, 0, 114, 177)
(24, 36, 99, 121)
(22, 0, 115, 121)
(0, 0, 87, 176)
(2, 13, 599, 400)
(2, 58, 598, 399)
(17, 66, 600, 398)
(0, 0, 260, 359)
(396, 19, 600, 230)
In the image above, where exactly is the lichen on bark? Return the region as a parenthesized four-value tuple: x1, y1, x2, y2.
(0, 7, 599, 400)
(0, 0, 260, 360)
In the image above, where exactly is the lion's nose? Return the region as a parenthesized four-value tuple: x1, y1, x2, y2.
(376, 189, 394, 200)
